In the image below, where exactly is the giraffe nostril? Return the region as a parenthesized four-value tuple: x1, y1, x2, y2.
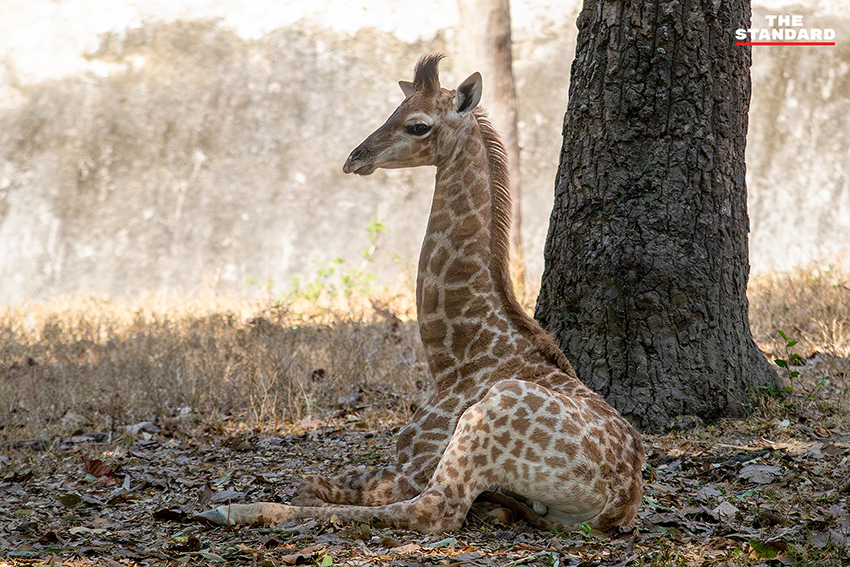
(351, 146, 368, 162)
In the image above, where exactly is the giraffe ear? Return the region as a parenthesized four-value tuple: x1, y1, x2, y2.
(454, 72, 482, 115)
(399, 81, 415, 98)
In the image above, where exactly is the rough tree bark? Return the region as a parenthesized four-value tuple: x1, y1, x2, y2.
(456, 0, 525, 287)
(535, 0, 779, 432)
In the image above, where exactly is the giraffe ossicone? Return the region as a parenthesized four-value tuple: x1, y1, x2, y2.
(195, 54, 644, 534)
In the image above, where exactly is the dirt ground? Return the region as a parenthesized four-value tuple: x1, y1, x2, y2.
(1, 398, 849, 567)
(2, 268, 849, 566)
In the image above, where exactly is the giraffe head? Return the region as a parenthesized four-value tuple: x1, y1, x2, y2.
(343, 54, 482, 176)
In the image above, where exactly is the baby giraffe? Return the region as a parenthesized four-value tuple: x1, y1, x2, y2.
(196, 54, 644, 533)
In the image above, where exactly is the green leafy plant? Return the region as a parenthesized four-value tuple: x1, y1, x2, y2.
(761, 329, 805, 414)
(289, 219, 387, 303)
(544, 552, 560, 567)
(774, 329, 801, 383)
(246, 276, 275, 294)
(759, 381, 790, 402)
(363, 219, 386, 261)
(290, 257, 345, 301)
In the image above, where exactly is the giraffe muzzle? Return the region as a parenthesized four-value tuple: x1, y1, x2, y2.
(343, 146, 377, 176)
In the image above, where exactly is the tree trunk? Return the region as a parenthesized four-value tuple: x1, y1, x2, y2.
(535, 0, 778, 432)
(456, 0, 525, 289)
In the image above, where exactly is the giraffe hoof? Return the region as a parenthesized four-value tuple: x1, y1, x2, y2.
(532, 501, 549, 516)
(194, 507, 235, 526)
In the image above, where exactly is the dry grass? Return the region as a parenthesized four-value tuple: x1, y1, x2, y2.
(748, 265, 850, 423)
(749, 264, 850, 357)
(1, 265, 848, 446)
(747, 266, 850, 388)
(0, 291, 426, 445)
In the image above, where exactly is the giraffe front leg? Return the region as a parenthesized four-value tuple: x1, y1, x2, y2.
(195, 421, 485, 531)
(194, 489, 465, 532)
(194, 502, 294, 526)
(292, 467, 419, 506)
(194, 468, 422, 527)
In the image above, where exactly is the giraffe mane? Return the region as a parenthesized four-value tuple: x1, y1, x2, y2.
(474, 109, 577, 378)
(413, 54, 445, 93)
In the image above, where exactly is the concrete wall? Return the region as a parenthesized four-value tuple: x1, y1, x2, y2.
(748, 5, 850, 271)
(0, 1, 848, 303)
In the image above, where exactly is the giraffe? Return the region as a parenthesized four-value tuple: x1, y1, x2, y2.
(195, 54, 644, 533)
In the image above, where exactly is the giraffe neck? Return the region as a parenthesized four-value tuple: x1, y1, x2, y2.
(415, 113, 517, 384)
(415, 111, 576, 391)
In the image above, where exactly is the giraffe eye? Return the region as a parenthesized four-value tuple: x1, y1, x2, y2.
(406, 123, 432, 136)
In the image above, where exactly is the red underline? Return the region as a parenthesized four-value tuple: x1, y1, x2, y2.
(736, 42, 836, 46)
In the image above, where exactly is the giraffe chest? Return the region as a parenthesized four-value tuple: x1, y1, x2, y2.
(394, 381, 491, 487)
(393, 354, 563, 488)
